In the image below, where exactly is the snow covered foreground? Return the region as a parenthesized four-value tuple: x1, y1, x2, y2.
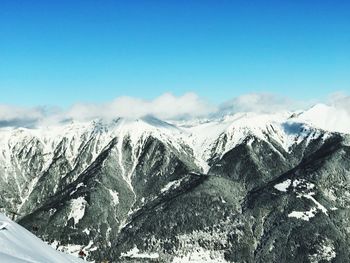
(0, 213, 83, 263)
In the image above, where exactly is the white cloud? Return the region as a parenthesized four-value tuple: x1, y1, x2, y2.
(328, 92, 350, 114)
(217, 93, 314, 115)
(0, 93, 215, 127)
(0, 92, 348, 128)
(66, 92, 215, 121)
(0, 105, 55, 128)
(0, 105, 44, 121)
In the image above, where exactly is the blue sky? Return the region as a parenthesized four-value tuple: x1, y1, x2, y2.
(0, 0, 349, 107)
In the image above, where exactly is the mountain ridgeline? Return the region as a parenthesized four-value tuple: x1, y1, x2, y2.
(0, 105, 350, 262)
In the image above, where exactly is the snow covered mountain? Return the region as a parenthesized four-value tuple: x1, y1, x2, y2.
(0, 104, 350, 262)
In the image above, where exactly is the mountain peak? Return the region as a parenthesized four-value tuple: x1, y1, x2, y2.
(295, 103, 350, 134)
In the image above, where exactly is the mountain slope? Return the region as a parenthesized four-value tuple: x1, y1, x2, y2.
(0, 213, 83, 263)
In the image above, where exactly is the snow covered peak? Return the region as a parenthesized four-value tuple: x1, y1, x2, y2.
(293, 104, 350, 134)
(0, 213, 83, 263)
(0, 108, 347, 177)
(224, 111, 291, 129)
(176, 111, 304, 165)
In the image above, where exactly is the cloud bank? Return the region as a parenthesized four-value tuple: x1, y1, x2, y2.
(328, 92, 350, 114)
(0, 105, 54, 128)
(0, 92, 349, 128)
(218, 93, 313, 115)
(66, 93, 215, 121)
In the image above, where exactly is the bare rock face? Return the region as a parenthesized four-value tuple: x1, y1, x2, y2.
(0, 113, 349, 262)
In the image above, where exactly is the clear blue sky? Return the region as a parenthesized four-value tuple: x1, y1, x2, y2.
(0, 0, 349, 107)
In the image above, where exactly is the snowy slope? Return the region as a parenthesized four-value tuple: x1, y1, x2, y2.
(0, 117, 188, 169)
(0, 117, 191, 212)
(177, 111, 322, 165)
(293, 104, 350, 134)
(0, 213, 83, 263)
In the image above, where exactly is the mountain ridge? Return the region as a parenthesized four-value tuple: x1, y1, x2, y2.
(1, 105, 350, 262)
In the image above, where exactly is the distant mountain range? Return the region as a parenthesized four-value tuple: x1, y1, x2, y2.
(0, 103, 350, 262)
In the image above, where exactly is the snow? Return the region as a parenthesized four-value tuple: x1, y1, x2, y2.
(0, 222, 9, 230)
(17, 176, 40, 212)
(68, 197, 87, 225)
(177, 117, 232, 169)
(76, 183, 84, 189)
(161, 180, 182, 193)
(177, 111, 314, 166)
(323, 189, 337, 202)
(172, 229, 229, 263)
(301, 192, 328, 215)
(108, 189, 119, 205)
(293, 182, 328, 216)
(294, 104, 350, 134)
(274, 179, 292, 192)
(121, 246, 159, 259)
(288, 208, 317, 221)
(84, 240, 98, 257)
(288, 179, 328, 221)
(48, 240, 97, 260)
(0, 213, 83, 263)
(309, 239, 336, 262)
(54, 243, 82, 257)
(172, 247, 228, 263)
(292, 179, 315, 190)
(82, 228, 90, 235)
